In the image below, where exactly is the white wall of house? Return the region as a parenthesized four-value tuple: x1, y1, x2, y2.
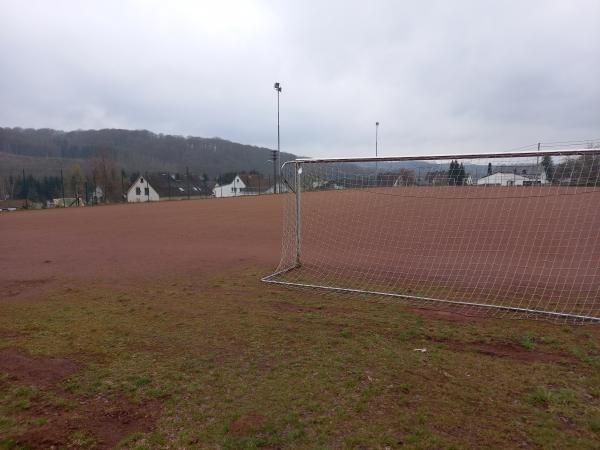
(127, 176, 160, 202)
(477, 172, 547, 186)
(264, 183, 290, 194)
(213, 175, 246, 198)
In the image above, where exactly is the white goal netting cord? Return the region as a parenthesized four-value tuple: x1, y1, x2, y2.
(264, 149, 600, 323)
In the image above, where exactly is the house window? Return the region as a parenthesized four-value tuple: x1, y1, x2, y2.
(145, 188, 150, 196)
(136, 187, 141, 195)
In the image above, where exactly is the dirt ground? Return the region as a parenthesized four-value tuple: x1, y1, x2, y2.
(0, 196, 283, 298)
(275, 186, 600, 319)
(2, 194, 600, 448)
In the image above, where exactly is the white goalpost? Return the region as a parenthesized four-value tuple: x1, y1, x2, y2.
(263, 148, 600, 323)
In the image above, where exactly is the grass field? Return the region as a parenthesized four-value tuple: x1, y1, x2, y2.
(1, 197, 600, 449)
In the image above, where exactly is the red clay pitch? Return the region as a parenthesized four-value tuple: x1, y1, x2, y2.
(0, 196, 283, 298)
(2, 188, 600, 318)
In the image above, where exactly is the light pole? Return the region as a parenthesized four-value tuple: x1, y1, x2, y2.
(274, 82, 282, 194)
(375, 121, 379, 157)
(375, 122, 380, 184)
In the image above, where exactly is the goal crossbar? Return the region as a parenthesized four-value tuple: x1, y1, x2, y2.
(291, 148, 597, 164)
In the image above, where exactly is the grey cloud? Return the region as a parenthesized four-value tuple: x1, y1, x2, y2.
(0, 0, 598, 158)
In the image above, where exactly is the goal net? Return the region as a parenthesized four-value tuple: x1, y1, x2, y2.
(263, 149, 600, 322)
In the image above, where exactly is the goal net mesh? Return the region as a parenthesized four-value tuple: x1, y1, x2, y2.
(264, 150, 600, 323)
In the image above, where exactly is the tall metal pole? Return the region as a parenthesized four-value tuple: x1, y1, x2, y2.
(295, 162, 302, 267)
(60, 168, 65, 207)
(186, 166, 190, 200)
(277, 88, 280, 194)
(537, 142, 541, 182)
(274, 82, 282, 194)
(375, 122, 379, 157)
(375, 121, 379, 184)
(22, 168, 28, 209)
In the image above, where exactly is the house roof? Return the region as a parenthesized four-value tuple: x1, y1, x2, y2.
(215, 172, 269, 192)
(239, 173, 267, 190)
(129, 174, 212, 197)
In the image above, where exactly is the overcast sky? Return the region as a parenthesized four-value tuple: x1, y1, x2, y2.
(1, 0, 599, 157)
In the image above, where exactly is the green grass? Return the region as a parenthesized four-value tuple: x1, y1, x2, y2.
(1, 269, 600, 448)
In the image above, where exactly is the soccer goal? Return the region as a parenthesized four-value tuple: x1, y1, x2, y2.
(263, 148, 600, 322)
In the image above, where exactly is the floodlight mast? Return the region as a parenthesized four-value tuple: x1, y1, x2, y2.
(274, 82, 282, 194)
(375, 121, 380, 179)
(375, 122, 379, 157)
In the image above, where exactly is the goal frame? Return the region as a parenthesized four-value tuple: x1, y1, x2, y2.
(263, 148, 600, 322)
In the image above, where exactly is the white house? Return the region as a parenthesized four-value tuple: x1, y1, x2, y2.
(477, 171, 547, 186)
(127, 176, 160, 202)
(311, 180, 344, 190)
(92, 186, 104, 203)
(213, 175, 246, 198)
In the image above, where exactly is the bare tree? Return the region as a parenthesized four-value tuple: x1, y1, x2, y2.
(395, 168, 417, 186)
(90, 149, 119, 202)
(67, 163, 85, 198)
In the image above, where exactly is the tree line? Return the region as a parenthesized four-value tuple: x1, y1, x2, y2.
(0, 127, 296, 179)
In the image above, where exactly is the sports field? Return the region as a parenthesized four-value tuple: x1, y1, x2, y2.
(1, 196, 600, 449)
(273, 187, 600, 319)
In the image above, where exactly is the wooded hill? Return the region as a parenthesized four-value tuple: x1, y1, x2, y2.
(0, 127, 297, 178)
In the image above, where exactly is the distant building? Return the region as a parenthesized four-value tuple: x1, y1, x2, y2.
(91, 186, 104, 204)
(127, 173, 212, 202)
(127, 176, 159, 202)
(477, 171, 547, 186)
(311, 179, 345, 190)
(265, 183, 290, 194)
(213, 173, 269, 197)
(213, 174, 246, 198)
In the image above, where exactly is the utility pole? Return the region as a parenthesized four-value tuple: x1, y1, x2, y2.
(92, 173, 97, 205)
(168, 173, 171, 200)
(271, 150, 277, 194)
(121, 170, 125, 202)
(375, 121, 380, 184)
(60, 168, 65, 207)
(537, 142, 541, 183)
(375, 122, 379, 157)
(186, 166, 190, 200)
(274, 82, 282, 194)
(22, 168, 28, 209)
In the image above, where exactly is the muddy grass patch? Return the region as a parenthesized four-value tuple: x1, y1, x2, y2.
(0, 347, 80, 388)
(428, 338, 577, 364)
(13, 394, 162, 449)
(473, 342, 576, 364)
